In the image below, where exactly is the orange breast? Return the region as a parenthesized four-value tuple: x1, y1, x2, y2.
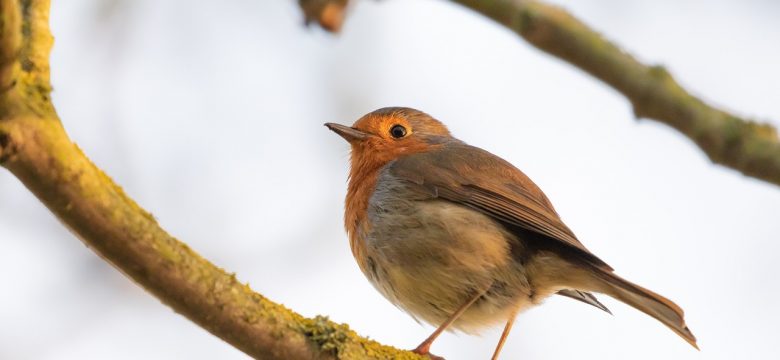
(344, 136, 440, 270)
(344, 156, 383, 270)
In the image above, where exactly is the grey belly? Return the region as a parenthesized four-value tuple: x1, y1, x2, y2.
(362, 190, 535, 332)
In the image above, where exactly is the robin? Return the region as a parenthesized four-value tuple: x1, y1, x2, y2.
(326, 107, 697, 359)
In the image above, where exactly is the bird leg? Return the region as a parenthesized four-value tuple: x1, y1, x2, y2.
(412, 288, 488, 359)
(490, 307, 520, 360)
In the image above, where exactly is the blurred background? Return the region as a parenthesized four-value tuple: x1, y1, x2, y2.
(1, 0, 779, 359)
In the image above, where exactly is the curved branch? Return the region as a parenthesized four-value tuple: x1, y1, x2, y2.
(303, 0, 780, 187)
(0, 1, 421, 359)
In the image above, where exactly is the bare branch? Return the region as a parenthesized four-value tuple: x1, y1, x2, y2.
(0, 1, 422, 359)
(304, 0, 780, 187)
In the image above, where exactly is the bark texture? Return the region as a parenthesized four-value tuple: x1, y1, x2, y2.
(3, 0, 779, 358)
(0, 1, 421, 359)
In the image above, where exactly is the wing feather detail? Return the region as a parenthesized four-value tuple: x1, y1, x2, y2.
(388, 141, 611, 270)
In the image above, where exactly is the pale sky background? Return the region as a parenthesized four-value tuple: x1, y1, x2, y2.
(1, 0, 779, 359)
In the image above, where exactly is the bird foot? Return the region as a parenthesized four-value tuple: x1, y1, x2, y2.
(412, 350, 445, 360)
(412, 345, 445, 360)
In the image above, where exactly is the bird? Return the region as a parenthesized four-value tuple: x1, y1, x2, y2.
(325, 107, 697, 359)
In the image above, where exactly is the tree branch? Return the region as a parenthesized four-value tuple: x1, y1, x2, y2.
(299, 0, 350, 32)
(6, 0, 775, 357)
(303, 0, 780, 187)
(0, 1, 421, 359)
(0, 0, 22, 92)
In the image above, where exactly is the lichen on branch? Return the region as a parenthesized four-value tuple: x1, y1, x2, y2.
(0, 1, 423, 359)
(1, 0, 22, 94)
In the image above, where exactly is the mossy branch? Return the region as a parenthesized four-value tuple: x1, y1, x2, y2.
(0, 0, 22, 92)
(303, 0, 780, 187)
(0, 1, 422, 359)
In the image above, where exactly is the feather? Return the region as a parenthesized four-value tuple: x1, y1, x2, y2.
(556, 289, 612, 314)
(388, 141, 611, 270)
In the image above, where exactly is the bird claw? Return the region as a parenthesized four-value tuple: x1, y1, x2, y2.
(412, 346, 445, 360)
(411, 350, 445, 360)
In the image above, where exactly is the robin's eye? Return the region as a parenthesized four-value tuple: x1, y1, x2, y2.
(390, 125, 407, 138)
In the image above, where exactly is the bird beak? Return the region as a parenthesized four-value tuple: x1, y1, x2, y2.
(325, 123, 370, 142)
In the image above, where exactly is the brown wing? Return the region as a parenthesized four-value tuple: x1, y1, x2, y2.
(388, 141, 611, 270)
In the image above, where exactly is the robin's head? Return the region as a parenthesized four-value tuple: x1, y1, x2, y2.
(326, 107, 452, 166)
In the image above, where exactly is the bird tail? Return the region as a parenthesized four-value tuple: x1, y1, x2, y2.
(586, 266, 698, 349)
